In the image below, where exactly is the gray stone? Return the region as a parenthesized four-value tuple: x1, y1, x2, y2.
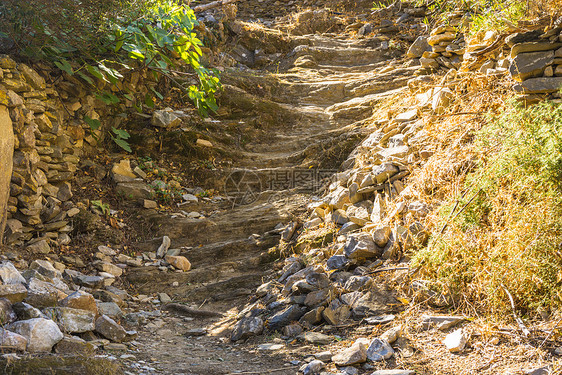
(421, 315, 465, 330)
(373, 163, 399, 184)
(304, 288, 332, 307)
(314, 350, 332, 362)
(299, 359, 325, 375)
(372, 226, 391, 248)
(322, 299, 351, 325)
(407, 36, 430, 58)
(268, 305, 307, 331)
(514, 77, 562, 93)
(0, 284, 28, 303)
(282, 323, 303, 337)
(54, 335, 95, 355)
(0, 261, 25, 284)
(26, 239, 51, 254)
(506, 31, 542, 47)
(231, 317, 264, 341)
(95, 315, 127, 342)
(301, 331, 332, 345)
(326, 255, 349, 271)
(30, 259, 60, 279)
(0, 298, 16, 324)
(510, 42, 562, 57)
(509, 51, 554, 81)
(44, 307, 95, 333)
(25, 278, 62, 308)
(344, 276, 373, 292)
(157, 236, 171, 258)
(332, 342, 367, 366)
(344, 233, 381, 259)
(365, 314, 395, 325)
(96, 262, 123, 277)
(59, 290, 98, 315)
(340, 221, 361, 234)
(380, 326, 402, 344)
(7, 318, 63, 352)
(300, 306, 325, 325)
(0, 328, 27, 351)
(366, 338, 394, 361)
(13, 302, 43, 320)
(97, 302, 123, 319)
(115, 182, 153, 200)
(151, 109, 181, 128)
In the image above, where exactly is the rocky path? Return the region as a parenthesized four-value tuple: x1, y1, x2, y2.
(121, 10, 416, 375)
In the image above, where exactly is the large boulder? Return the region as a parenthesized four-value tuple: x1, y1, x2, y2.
(7, 318, 63, 352)
(0, 104, 14, 244)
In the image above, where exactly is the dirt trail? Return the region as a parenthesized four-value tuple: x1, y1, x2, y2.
(123, 6, 414, 375)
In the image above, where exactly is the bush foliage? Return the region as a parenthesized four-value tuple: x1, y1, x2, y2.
(413, 101, 562, 316)
(0, 0, 220, 117)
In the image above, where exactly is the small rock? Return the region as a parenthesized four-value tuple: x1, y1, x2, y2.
(301, 331, 332, 345)
(344, 233, 381, 259)
(111, 160, 137, 183)
(231, 317, 264, 341)
(142, 199, 158, 209)
(151, 109, 181, 128)
(443, 328, 467, 352)
(97, 302, 123, 319)
(59, 290, 98, 316)
(299, 359, 325, 375)
(314, 351, 332, 362)
(332, 342, 367, 366)
(185, 328, 207, 336)
(257, 343, 284, 351)
(0, 262, 26, 284)
(268, 305, 307, 331)
(25, 278, 65, 308)
(0, 298, 17, 325)
(421, 315, 465, 330)
(44, 307, 95, 333)
(96, 262, 123, 277)
(366, 338, 394, 361)
(196, 139, 213, 148)
(432, 87, 454, 114)
(12, 302, 43, 320)
(55, 335, 95, 355)
(380, 326, 401, 344)
(7, 318, 63, 352)
(407, 36, 430, 58)
(95, 315, 128, 342)
(365, 314, 395, 325)
(165, 255, 191, 271)
(0, 328, 27, 351)
(157, 236, 171, 258)
(158, 293, 172, 303)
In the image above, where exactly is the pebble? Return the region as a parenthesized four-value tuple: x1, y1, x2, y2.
(443, 328, 467, 353)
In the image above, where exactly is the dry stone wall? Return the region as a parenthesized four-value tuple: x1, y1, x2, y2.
(0, 55, 160, 250)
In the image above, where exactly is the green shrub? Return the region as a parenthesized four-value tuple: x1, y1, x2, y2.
(413, 100, 562, 316)
(0, 0, 220, 117)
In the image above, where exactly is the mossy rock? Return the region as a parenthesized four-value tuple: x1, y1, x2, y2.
(1, 356, 123, 375)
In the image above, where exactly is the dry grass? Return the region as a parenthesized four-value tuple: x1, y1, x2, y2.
(391, 70, 562, 319)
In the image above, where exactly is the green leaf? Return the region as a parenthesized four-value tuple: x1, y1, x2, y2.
(77, 71, 94, 85)
(112, 127, 130, 139)
(54, 59, 74, 75)
(86, 64, 106, 81)
(151, 87, 164, 100)
(112, 137, 132, 152)
(84, 116, 101, 130)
